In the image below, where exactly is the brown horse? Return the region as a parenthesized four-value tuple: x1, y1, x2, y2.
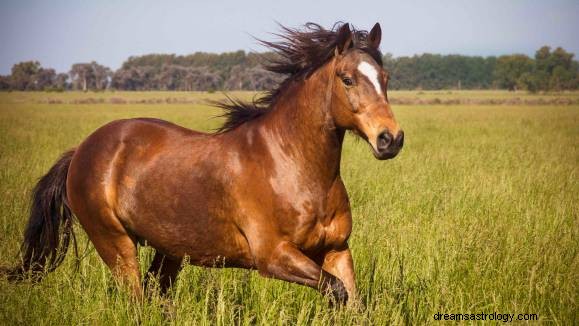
(3, 22, 403, 304)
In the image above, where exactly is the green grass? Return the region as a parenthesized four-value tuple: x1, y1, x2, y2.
(0, 91, 577, 325)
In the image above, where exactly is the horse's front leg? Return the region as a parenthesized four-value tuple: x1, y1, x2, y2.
(256, 241, 348, 304)
(321, 245, 358, 305)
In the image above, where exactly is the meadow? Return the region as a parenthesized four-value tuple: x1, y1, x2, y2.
(0, 91, 577, 325)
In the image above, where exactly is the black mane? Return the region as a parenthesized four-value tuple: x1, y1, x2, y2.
(215, 22, 383, 133)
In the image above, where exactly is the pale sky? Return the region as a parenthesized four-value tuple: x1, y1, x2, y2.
(1, 0, 578, 74)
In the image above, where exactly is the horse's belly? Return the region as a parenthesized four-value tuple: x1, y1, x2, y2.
(117, 185, 254, 269)
(122, 205, 254, 268)
(171, 219, 253, 268)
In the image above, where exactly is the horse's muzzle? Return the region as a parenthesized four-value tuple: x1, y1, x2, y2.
(374, 130, 404, 160)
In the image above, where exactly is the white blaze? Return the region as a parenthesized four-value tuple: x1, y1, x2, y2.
(358, 61, 382, 95)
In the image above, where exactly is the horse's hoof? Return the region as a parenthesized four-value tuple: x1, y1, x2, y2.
(327, 276, 348, 305)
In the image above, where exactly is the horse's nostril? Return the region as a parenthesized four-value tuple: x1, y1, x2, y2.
(377, 131, 393, 150)
(397, 131, 404, 148)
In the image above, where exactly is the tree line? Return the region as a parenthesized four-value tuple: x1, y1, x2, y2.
(0, 46, 577, 92)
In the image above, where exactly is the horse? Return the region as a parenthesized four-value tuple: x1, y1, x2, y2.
(3, 22, 403, 304)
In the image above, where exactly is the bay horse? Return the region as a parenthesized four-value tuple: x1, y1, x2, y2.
(3, 22, 403, 304)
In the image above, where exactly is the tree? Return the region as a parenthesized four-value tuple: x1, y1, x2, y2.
(93, 63, 112, 90)
(70, 63, 92, 91)
(515, 46, 579, 92)
(2, 46, 576, 92)
(183, 67, 221, 91)
(35, 68, 56, 90)
(111, 67, 146, 91)
(224, 65, 281, 91)
(0, 75, 11, 90)
(70, 62, 111, 91)
(10, 61, 41, 90)
(493, 55, 533, 91)
(540, 47, 577, 91)
(54, 73, 69, 91)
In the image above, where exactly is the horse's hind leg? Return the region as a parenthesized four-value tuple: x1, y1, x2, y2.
(92, 232, 141, 297)
(76, 209, 142, 297)
(144, 252, 182, 295)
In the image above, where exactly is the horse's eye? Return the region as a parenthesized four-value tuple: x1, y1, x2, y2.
(342, 77, 353, 86)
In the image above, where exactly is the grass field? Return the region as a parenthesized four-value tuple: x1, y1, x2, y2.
(0, 91, 577, 325)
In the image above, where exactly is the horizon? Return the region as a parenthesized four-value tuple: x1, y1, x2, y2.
(1, 0, 578, 75)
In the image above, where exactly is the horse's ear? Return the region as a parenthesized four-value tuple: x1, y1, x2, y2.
(368, 22, 382, 49)
(335, 23, 352, 55)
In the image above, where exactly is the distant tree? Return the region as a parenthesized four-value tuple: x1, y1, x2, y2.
(3, 46, 575, 92)
(70, 63, 93, 91)
(248, 67, 282, 90)
(70, 62, 111, 91)
(516, 72, 540, 93)
(54, 73, 69, 91)
(224, 65, 281, 91)
(224, 65, 246, 90)
(533, 47, 551, 90)
(157, 65, 188, 90)
(35, 68, 56, 90)
(93, 63, 111, 90)
(112, 67, 147, 90)
(542, 47, 577, 91)
(0, 75, 11, 90)
(184, 67, 221, 91)
(514, 46, 579, 92)
(10, 61, 41, 90)
(8, 61, 64, 91)
(493, 55, 533, 91)
(383, 53, 495, 90)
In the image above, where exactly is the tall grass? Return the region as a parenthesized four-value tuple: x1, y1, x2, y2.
(0, 92, 577, 324)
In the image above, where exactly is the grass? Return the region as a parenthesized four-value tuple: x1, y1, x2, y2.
(0, 91, 577, 325)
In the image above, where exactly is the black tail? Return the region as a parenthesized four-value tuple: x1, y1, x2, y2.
(2, 149, 76, 281)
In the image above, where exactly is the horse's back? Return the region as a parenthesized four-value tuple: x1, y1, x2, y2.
(68, 117, 200, 181)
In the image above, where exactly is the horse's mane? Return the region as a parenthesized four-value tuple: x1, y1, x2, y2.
(214, 22, 383, 133)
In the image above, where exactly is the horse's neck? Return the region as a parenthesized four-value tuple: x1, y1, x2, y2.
(259, 69, 344, 184)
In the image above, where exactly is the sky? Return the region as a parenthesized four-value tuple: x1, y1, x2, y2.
(0, 0, 578, 74)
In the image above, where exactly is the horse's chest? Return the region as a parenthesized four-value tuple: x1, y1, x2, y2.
(292, 207, 352, 253)
(281, 180, 352, 252)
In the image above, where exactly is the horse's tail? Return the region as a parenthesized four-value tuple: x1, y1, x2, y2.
(1, 149, 77, 281)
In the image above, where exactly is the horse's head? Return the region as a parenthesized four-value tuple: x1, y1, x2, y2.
(330, 23, 403, 160)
